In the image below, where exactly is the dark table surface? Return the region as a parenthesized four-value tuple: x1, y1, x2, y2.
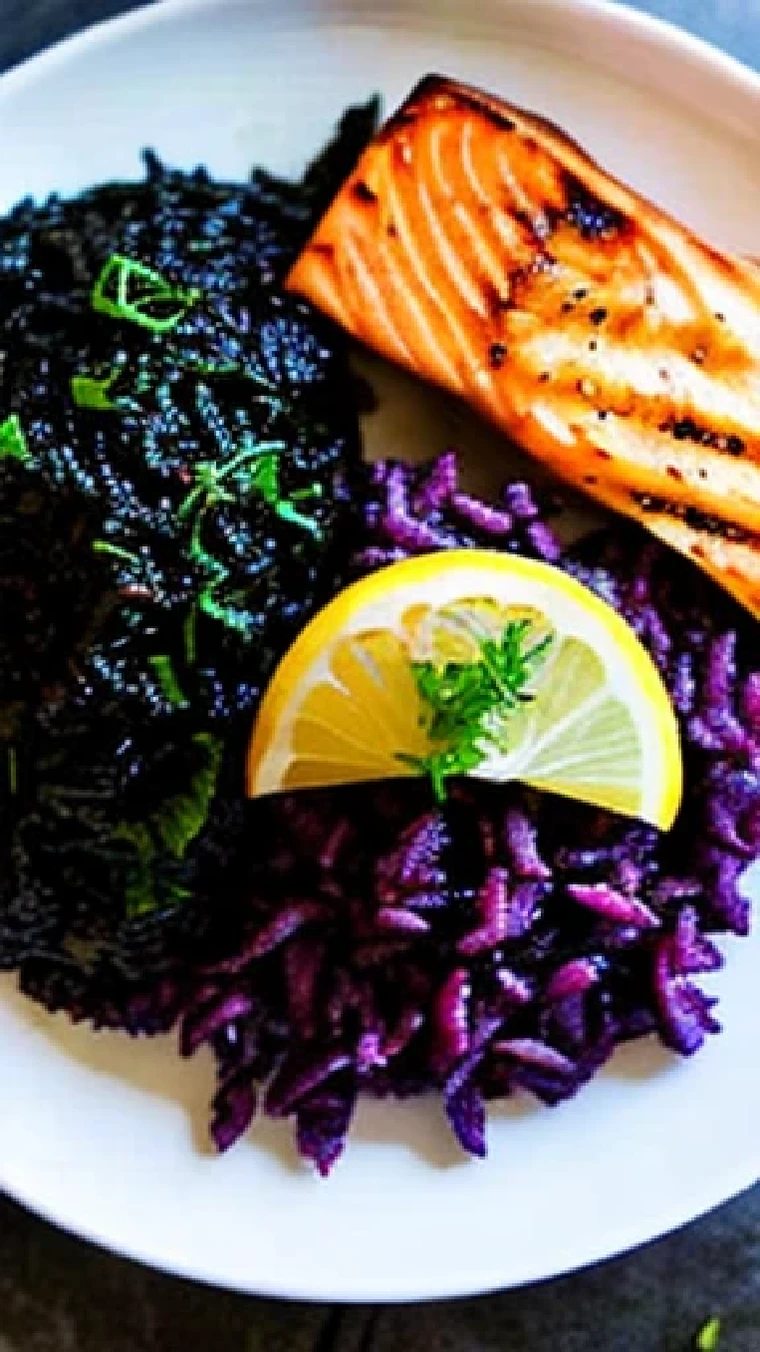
(1, 2, 758, 1349)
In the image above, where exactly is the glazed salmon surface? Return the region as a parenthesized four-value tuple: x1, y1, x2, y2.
(287, 75, 760, 619)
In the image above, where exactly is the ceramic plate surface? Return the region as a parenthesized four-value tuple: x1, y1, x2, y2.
(0, 0, 758, 1302)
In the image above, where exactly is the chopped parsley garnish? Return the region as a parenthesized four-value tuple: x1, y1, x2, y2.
(177, 440, 323, 657)
(71, 370, 122, 411)
(179, 439, 286, 656)
(7, 746, 18, 796)
(153, 733, 222, 857)
(81, 258, 326, 651)
(115, 821, 191, 918)
(696, 1317, 721, 1351)
(0, 414, 30, 463)
(402, 618, 552, 802)
(148, 654, 188, 709)
(92, 539, 141, 566)
(115, 733, 223, 917)
(92, 254, 200, 333)
(249, 452, 323, 537)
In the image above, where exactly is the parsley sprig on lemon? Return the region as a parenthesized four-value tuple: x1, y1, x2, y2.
(248, 551, 683, 830)
(400, 614, 553, 801)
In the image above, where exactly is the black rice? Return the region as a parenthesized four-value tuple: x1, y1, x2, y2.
(0, 105, 378, 986)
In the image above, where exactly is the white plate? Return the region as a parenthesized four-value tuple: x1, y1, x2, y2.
(0, 0, 758, 1303)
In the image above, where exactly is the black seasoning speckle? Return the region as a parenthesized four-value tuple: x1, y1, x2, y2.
(661, 418, 746, 456)
(488, 342, 508, 370)
(589, 307, 608, 327)
(352, 180, 377, 204)
(673, 419, 698, 441)
(630, 492, 757, 544)
(564, 178, 627, 241)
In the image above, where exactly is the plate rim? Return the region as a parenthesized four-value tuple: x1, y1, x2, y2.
(1, 0, 759, 103)
(2, 1057, 758, 1304)
(0, 0, 758, 1303)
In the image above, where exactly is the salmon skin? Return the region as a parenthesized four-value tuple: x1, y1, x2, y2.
(287, 75, 760, 620)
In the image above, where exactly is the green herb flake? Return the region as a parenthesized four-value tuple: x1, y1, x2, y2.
(115, 733, 223, 917)
(696, 1317, 721, 1351)
(403, 618, 553, 803)
(92, 254, 200, 334)
(249, 453, 280, 505)
(7, 746, 18, 796)
(153, 733, 223, 859)
(249, 453, 323, 539)
(71, 371, 121, 411)
(194, 360, 241, 377)
(148, 654, 188, 708)
(0, 414, 30, 464)
(273, 498, 322, 538)
(112, 822, 172, 919)
(183, 609, 198, 666)
(92, 539, 141, 566)
(177, 440, 321, 655)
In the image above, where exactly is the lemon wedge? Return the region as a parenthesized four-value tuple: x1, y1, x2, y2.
(248, 551, 683, 829)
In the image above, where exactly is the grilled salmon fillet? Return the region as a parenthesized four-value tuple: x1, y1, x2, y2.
(286, 75, 760, 619)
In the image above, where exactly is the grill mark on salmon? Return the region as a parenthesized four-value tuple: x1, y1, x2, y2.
(287, 75, 760, 619)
